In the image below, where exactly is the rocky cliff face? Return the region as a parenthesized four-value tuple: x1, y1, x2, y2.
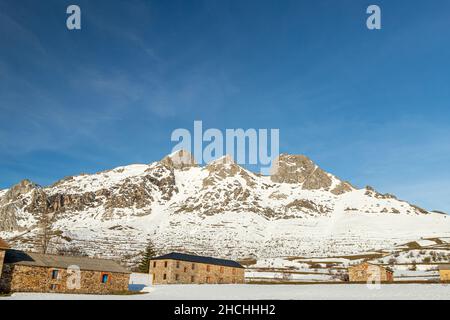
(0, 151, 448, 266)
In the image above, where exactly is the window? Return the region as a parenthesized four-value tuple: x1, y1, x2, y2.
(176, 261, 180, 268)
(50, 284, 59, 291)
(175, 274, 179, 281)
(51, 269, 59, 280)
(192, 263, 195, 270)
(220, 266, 224, 273)
(206, 265, 210, 272)
(164, 261, 168, 268)
(153, 261, 157, 268)
(163, 274, 167, 280)
(191, 276, 195, 283)
(184, 267, 187, 272)
(101, 273, 109, 284)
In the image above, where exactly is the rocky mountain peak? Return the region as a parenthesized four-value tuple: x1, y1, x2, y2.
(270, 154, 317, 183)
(269, 154, 332, 190)
(160, 149, 197, 170)
(3, 179, 39, 203)
(208, 154, 235, 166)
(203, 155, 256, 186)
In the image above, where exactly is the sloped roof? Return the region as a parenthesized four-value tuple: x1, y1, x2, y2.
(439, 264, 450, 271)
(151, 252, 244, 269)
(0, 238, 9, 249)
(4, 249, 130, 274)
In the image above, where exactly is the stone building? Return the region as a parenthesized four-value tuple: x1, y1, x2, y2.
(149, 252, 245, 285)
(0, 246, 130, 294)
(0, 238, 9, 276)
(348, 262, 394, 282)
(439, 264, 450, 282)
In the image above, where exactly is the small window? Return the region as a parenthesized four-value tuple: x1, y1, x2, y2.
(206, 265, 210, 272)
(153, 261, 157, 268)
(51, 269, 59, 280)
(176, 261, 180, 268)
(191, 276, 195, 283)
(184, 267, 187, 272)
(164, 261, 168, 268)
(101, 273, 109, 284)
(163, 274, 167, 280)
(192, 263, 195, 270)
(175, 274, 179, 281)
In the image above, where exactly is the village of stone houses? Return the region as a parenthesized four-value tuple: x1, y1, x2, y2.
(0, 152, 450, 300)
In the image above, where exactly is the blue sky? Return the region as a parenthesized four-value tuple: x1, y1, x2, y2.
(1, 0, 449, 212)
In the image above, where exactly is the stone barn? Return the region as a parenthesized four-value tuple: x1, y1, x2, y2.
(0, 249, 131, 294)
(348, 262, 393, 282)
(439, 265, 450, 282)
(149, 252, 245, 285)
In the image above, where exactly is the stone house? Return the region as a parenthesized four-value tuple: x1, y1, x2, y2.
(0, 238, 9, 276)
(439, 265, 450, 282)
(0, 246, 130, 294)
(149, 252, 245, 285)
(348, 262, 394, 282)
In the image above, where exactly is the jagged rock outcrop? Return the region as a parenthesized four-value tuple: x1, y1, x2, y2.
(285, 199, 331, 215)
(331, 181, 354, 195)
(160, 149, 197, 170)
(2, 179, 38, 202)
(0, 180, 40, 231)
(270, 154, 316, 184)
(203, 155, 256, 188)
(270, 154, 338, 191)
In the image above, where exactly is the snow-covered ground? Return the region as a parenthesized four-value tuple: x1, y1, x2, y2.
(2, 284, 449, 300)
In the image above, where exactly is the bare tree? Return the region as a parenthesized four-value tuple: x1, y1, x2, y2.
(57, 245, 88, 257)
(37, 211, 55, 254)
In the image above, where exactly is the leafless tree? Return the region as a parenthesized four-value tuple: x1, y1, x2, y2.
(57, 245, 88, 257)
(37, 211, 55, 254)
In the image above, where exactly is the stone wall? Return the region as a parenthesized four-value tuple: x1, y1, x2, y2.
(348, 263, 393, 282)
(440, 270, 450, 282)
(0, 264, 130, 294)
(150, 259, 245, 285)
(0, 249, 5, 277)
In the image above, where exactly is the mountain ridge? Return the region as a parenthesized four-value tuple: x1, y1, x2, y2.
(0, 151, 448, 266)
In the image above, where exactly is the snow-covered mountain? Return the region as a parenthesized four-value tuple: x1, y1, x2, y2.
(1, 150, 449, 266)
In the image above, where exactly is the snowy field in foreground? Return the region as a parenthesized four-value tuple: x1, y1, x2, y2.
(2, 284, 449, 300)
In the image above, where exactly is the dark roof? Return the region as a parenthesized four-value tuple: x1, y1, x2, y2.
(439, 264, 450, 271)
(151, 252, 244, 269)
(4, 249, 130, 274)
(0, 238, 9, 249)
